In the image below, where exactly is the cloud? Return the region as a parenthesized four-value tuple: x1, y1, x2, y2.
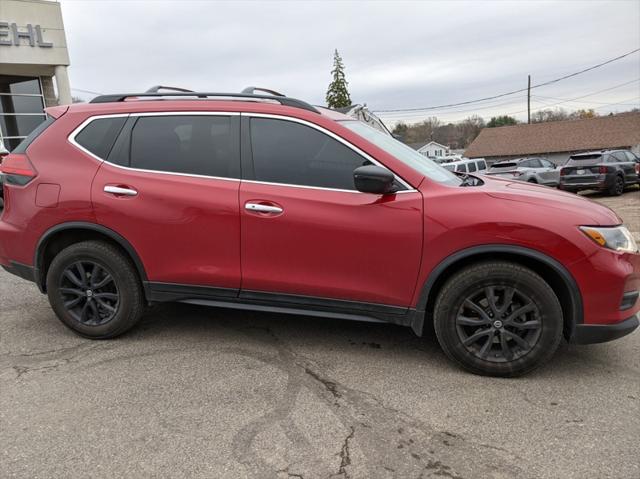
(61, 0, 640, 124)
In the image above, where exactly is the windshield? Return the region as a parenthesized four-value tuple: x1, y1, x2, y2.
(341, 121, 461, 186)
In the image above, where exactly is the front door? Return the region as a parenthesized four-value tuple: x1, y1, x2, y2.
(90, 113, 242, 296)
(239, 115, 423, 309)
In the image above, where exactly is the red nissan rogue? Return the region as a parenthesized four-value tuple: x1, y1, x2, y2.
(1, 88, 638, 377)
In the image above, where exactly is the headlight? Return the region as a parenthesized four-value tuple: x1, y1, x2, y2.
(580, 226, 638, 253)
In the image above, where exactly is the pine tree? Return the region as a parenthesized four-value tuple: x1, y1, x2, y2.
(326, 49, 352, 109)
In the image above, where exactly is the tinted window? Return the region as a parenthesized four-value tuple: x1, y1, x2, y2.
(624, 151, 639, 162)
(478, 160, 487, 170)
(12, 116, 55, 153)
(455, 163, 467, 172)
(75, 117, 127, 160)
(540, 159, 554, 168)
(251, 118, 370, 190)
(467, 162, 477, 172)
(130, 115, 238, 178)
(611, 152, 628, 163)
(526, 159, 542, 168)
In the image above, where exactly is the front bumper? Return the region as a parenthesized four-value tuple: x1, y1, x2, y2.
(571, 314, 639, 344)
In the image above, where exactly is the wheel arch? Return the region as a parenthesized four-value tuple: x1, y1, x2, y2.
(412, 245, 583, 341)
(34, 222, 148, 293)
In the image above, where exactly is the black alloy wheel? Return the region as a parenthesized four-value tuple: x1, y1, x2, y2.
(612, 176, 625, 196)
(455, 286, 542, 363)
(58, 261, 120, 326)
(47, 241, 144, 339)
(434, 261, 563, 377)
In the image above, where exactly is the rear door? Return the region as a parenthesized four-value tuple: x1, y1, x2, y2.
(611, 151, 637, 184)
(538, 159, 559, 185)
(238, 114, 423, 310)
(88, 112, 242, 296)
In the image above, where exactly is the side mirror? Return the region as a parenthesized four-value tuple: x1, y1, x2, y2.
(353, 165, 396, 194)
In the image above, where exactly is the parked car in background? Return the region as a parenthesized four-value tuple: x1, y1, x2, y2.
(558, 150, 639, 196)
(486, 157, 560, 186)
(442, 158, 487, 174)
(1, 87, 638, 377)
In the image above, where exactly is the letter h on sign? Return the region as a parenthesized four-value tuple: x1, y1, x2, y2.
(0, 22, 53, 47)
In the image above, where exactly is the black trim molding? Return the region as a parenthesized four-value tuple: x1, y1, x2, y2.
(34, 222, 149, 292)
(145, 282, 412, 325)
(412, 244, 585, 336)
(2, 261, 36, 283)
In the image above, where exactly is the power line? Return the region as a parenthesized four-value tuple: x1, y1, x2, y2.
(71, 87, 103, 96)
(373, 48, 640, 113)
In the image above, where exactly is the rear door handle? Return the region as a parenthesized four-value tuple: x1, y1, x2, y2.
(104, 185, 138, 197)
(245, 202, 283, 214)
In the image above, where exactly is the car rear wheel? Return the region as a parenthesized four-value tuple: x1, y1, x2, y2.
(434, 261, 563, 377)
(608, 175, 624, 196)
(46, 241, 144, 339)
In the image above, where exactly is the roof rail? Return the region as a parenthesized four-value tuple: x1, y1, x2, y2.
(89, 89, 320, 114)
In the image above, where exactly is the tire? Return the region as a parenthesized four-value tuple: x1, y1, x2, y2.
(433, 261, 563, 377)
(607, 175, 624, 196)
(46, 241, 144, 339)
(527, 178, 537, 184)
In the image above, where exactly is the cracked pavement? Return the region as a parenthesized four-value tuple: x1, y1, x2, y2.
(1, 191, 639, 478)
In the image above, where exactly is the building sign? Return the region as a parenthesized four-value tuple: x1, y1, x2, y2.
(0, 22, 53, 47)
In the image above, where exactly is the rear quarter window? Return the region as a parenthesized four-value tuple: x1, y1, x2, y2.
(74, 117, 127, 160)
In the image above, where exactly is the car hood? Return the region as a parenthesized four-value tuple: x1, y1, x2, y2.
(481, 176, 621, 225)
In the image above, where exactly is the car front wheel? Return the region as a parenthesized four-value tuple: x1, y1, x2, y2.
(434, 261, 563, 377)
(46, 241, 144, 339)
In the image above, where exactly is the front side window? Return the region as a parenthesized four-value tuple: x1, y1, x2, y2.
(129, 115, 239, 178)
(250, 118, 370, 190)
(456, 163, 467, 172)
(478, 160, 487, 170)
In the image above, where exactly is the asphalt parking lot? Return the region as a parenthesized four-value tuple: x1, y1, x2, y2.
(1, 187, 639, 479)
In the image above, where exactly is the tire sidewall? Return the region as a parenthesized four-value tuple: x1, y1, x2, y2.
(435, 264, 563, 376)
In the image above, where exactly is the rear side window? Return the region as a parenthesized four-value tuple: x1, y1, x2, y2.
(129, 115, 239, 178)
(624, 151, 638, 162)
(75, 117, 127, 160)
(467, 162, 477, 172)
(250, 118, 369, 190)
(478, 160, 487, 170)
(12, 116, 55, 154)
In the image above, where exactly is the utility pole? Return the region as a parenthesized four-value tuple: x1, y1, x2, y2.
(527, 75, 531, 124)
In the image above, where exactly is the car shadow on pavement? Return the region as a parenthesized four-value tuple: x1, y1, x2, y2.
(128, 302, 630, 380)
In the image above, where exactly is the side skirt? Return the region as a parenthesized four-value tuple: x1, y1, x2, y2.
(144, 282, 418, 329)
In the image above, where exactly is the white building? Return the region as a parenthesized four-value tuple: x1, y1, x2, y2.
(410, 141, 450, 158)
(0, 0, 71, 150)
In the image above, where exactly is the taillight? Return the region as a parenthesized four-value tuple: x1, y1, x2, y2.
(0, 154, 37, 186)
(635, 163, 640, 174)
(598, 165, 608, 174)
(560, 168, 567, 176)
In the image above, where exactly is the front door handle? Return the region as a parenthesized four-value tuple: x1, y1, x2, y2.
(104, 185, 138, 197)
(245, 202, 283, 214)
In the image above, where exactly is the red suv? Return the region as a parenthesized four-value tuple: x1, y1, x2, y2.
(1, 88, 638, 376)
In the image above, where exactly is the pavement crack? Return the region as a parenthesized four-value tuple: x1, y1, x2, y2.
(336, 426, 355, 478)
(277, 466, 305, 478)
(304, 367, 342, 400)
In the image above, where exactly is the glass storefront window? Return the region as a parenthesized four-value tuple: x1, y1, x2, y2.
(0, 75, 46, 151)
(0, 95, 45, 115)
(0, 76, 42, 95)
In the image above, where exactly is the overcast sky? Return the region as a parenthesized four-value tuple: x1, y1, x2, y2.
(61, 0, 640, 126)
